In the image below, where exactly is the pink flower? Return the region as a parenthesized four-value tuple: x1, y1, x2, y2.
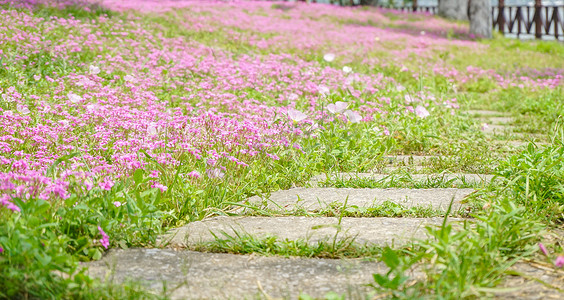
(33, 74, 41, 81)
(539, 243, 549, 256)
(99, 179, 114, 191)
(113, 201, 123, 207)
(98, 226, 109, 249)
(152, 183, 168, 192)
(0, 246, 3, 253)
(555, 256, 564, 268)
(67, 93, 82, 104)
(187, 171, 201, 179)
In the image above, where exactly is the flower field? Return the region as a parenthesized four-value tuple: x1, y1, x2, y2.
(0, 0, 563, 298)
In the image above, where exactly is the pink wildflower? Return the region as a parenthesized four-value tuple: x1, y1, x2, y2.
(98, 226, 109, 249)
(152, 183, 167, 192)
(99, 179, 114, 191)
(539, 243, 549, 256)
(187, 171, 201, 179)
(555, 256, 564, 268)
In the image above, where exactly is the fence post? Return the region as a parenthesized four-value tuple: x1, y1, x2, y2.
(498, 0, 505, 34)
(534, 0, 542, 39)
(412, 0, 418, 12)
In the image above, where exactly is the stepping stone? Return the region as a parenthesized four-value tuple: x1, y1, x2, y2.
(382, 166, 425, 173)
(309, 173, 493, 186)
(481, 124, 514, 134)
(494, 261, 564, 299)
(466, 110, 509, 116)
(160, 216, 463, 248)
(383, 155, 445, 166)
(85, 248, 405, 299)
(246, 187, 474, 211)
(481, 116, 513, 124)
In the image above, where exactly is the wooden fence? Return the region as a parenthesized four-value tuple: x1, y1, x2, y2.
(293, 0, 564, 40)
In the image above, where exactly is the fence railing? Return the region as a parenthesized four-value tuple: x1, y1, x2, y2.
(380, 2, 564, 40)
(293, 0, 564, 40)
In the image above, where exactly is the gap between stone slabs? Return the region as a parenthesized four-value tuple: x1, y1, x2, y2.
(159, 216, 465, 248)
(245, 187, 474, 212)
(308, 173, 494, 187)
(85, 248, 412, 300)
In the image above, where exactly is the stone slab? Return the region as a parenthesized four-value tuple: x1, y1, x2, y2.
(481, 116, 513, 124)
(160, 216, 463, 248)
(466, 110, 509, 116)
(482, 124, 515, 134)
(309, 173, 493, 186)
(85, 248, 404, 299)
(246, 187, 474, 211)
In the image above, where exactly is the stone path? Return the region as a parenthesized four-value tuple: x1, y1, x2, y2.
(86, 248, 405, 299)
(245, 187, 474, 211)
(85, 110, 562, 299)
(159, 216, 464, 248)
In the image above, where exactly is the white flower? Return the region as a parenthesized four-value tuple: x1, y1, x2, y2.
(89, 65, 101, 75)
(1, 94, 14, 103)
(420, 31, 426, 35)
(59, 120, 70, 126)
(33, 74, 41, 81)
(288, 93, 299, 101)
(344, 110, 362, 123)
(374, 37, 380, 41)
(481, 123, 489, 131)
(323, 53, 335, 62)
(206, 168, 225, 179)
(342, 66, 352, 73)
(404, 95, 415, 104)
(124, 75, 135, 82)
(67, 93, 82, 103)
(415, 105, 430, 118)
(396, 85, 405, 92)
(327, 101, 349, 114)
(42, 105, 51, 114)
(318, 85, 330, 97)
(147, 122, 158, 136)
(86, 104, 98, 112)
(3, 110, 13, 117)
(287, 109, 307, 122)
(17, 104, 30, 115)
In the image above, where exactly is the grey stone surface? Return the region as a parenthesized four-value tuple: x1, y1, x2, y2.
(84, 248, 404, 299)
(466, 110, 509, 116)
(309, 173, 493, 186)
(482, 124, 514, 134)
(482, 117, 513, 125)
(160, 216, 464, 248)
(496, 262, 564, 299)
(246, 187, 474, 211)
